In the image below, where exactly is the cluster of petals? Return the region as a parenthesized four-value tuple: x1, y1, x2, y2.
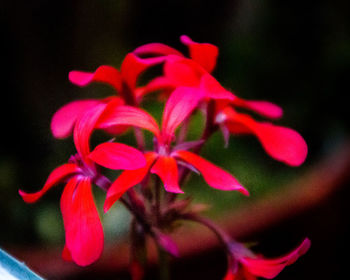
(90, 86, 249, 212)
(19, 104, 147, 266)
(51, 53, 165, 139)
(134, 35, 307, 166)
(224, 238, 311, 280)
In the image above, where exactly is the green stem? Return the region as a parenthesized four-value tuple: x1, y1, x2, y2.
(157, 246, 170, 280)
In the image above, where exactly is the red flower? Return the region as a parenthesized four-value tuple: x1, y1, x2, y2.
(89, 87, 249, 212)
(51, 53, 164, 139)
(224, 238, 311, 280)
(134, 36, 306, 165)
(134, 35, 282, 119)
(19, 104, 146, 266)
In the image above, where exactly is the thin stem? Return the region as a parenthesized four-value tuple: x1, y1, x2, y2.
(120, 197, 151, 233)
(157, 246, 170, 280)
(154, 176, 162, 225)
(134, 127, 146, 152)
(181, 213, 232, 251)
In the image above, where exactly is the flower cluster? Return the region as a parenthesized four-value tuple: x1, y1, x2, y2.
(20, 36, 309, 278)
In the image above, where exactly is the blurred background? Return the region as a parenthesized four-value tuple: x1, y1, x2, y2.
(1, 0, 349, 279)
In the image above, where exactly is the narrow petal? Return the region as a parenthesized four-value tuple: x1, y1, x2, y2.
(136, 76, 175, 99)
(96, 104, 160, 137)
(73, 103, 108, 161)
(161, 87, 203, 141)
(150, 156, 184, 193)
(89, 142, 146, 170)
(69, 65, 122, 92)
(180, 35, 219, 73)
(19, 163, 81, 203)
(241, 238, 311, 279)
(104, 152, 158, 212)
(51, 100, 101, 139)
(233, 98, 283, 119)
(173, 150, 249, 195)
(200, 74, 235, 101)
(121, 53, 165, 90)
(226, 111, 308, 166)
(133, 42, 183, 57)
(60, 177, 104, 266)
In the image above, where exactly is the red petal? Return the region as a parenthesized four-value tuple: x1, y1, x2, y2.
(180, 35, 219, 73)
(150, 156, 184, 193)
(60, 177, 104, 266)
(161, 87, 203, 141)
(136, 76, 175, 99)
(226, 111, 308, 166)
(241, 238, 311, 279)
(73, 103, 107, 161)
(51, 100, 101, 139)
(89, 142, 146, 170)
(233, 98, 283, 119)
(121, 53, 165, 90)
(133, 42, 183, 57)
(104, 152, 157, 212)
(164, 56, 204, 87)
(69, 65, 122, 91)
(19, 163, 81, 203)
(173, 150, 249, 195)
(200, 74, 235, 101)
(97, 104, 160, 137)
(62, 245, 73, 262)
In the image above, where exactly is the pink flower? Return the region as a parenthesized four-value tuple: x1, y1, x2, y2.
(51, 53, 164, 139)
(89, 87, 249, 212)
(224, 238, 311, 280)
(19, 104, 146, 266)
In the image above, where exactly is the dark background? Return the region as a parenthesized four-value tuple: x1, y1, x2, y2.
(1, 1, 349, 279)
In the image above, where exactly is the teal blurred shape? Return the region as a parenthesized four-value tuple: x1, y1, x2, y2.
(0, 248, 44, 280)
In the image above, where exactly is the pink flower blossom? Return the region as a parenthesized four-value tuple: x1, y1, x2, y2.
(224, 238, 311, 280)
(19, 104, 146, 266)
(90, 87, 249, 212)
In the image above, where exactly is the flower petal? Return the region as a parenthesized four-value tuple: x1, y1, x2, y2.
(19, 163, 81, 203)
(161, 86, 203, 141)
(150, 156, 184, 193)
(60, 177, 104, 266)
(73, 103, 108, 161)
(180, 35, 219, 73)
(133, 42, 183, 57)
(164, 56, 204, 87)
(89, 142, 146, 170)
(173, 150, 249, 195)
(69, 65, 122, 91)
(200, 74, 235, 101)
(62, 245, 73, 262)
(51, 100, 101, 139)
(233, 98, 283, 119)
(121, 53, 165, 90)
(241, 238, 311, 279)
(226, 111, 308, 166)
(97, 104, 160, 137)
(104, 152, 157, 212)
(136, 76, 175, 99)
